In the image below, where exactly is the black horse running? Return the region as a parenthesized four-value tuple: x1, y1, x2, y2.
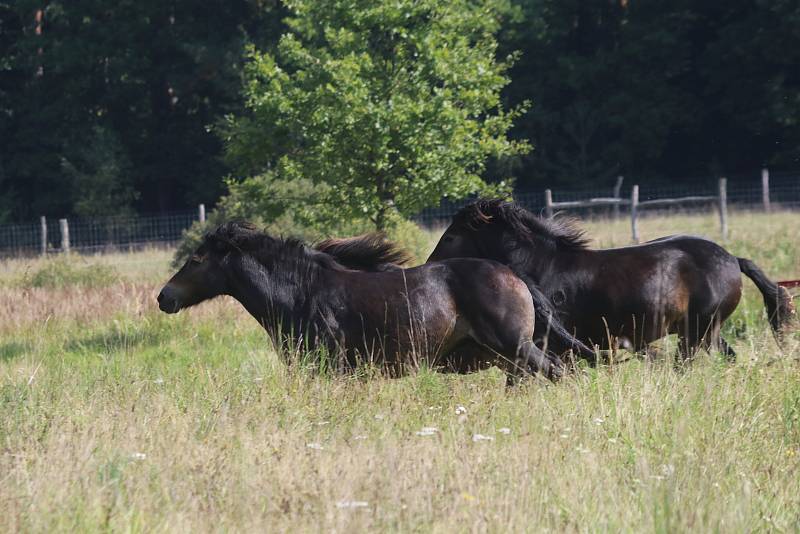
(157, 222, 564, 381)
(428, 199, 795, 360)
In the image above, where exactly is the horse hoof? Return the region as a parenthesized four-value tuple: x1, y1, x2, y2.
(548, 357, 565, 381)
(549, 365, 564, 381)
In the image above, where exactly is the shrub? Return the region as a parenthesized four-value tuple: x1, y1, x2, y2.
(20, 257, 119, 289)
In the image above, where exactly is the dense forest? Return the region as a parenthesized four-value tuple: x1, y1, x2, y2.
(1, 1, 799, 222)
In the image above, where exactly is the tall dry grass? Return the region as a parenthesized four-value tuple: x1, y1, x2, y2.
(1, 210, 799, 532)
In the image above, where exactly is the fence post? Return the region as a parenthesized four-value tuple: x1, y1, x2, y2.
(612, 175, 624, 219)
(718, 177, 728, 240)
(630, 185, 639, 243)
(544, 189, 553, 219)
(59, 218, 70, 253)
(40, 216, 47, 256)
(198, 203, 206, 223)
(761, 168, 770, 212)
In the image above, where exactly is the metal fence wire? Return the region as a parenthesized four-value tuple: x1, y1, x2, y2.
(1, 174, 798, 258)
(413, 177, 800, 226)
(0, 211, 198, 258)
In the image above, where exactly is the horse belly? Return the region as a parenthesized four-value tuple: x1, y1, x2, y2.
(570, 272, 687, 349)
(343, 286, 457, 367)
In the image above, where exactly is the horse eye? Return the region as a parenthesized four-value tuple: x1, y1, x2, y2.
(190, 255, 204, 264)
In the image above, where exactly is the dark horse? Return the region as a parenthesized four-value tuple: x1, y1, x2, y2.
(428, 199, 795, 360)
(316, 234, 598, 363)
(157, 221, 564, 381)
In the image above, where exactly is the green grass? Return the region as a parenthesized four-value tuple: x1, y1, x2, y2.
(1, 210, 799, 532)
(18, 256, 119, 289)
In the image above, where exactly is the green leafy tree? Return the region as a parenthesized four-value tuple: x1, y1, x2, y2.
(222, 0, 526, 230)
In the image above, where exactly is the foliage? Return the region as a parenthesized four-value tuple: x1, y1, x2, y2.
(173, 173, 433, 267)
(2, 1, 800, 221)
(221, 0, 524, 230)
(60, 126, 138, 217)
(499, 1, 800, 188)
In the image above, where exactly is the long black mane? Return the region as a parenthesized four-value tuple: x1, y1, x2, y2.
(315, 233, 411, 271)
(454, 199, 590, 250)
(205, 221, 349, 276)
(205, 222, 411, 275)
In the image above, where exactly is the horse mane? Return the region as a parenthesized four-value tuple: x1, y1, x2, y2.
(204, 221, 347, 272)
(454, 199, 590, 250)
(314, 233, 411, 271)
(205, 222, 410, 274)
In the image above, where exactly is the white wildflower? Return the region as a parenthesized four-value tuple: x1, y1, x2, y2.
(472, 434, 494, 442)
(497, 427, 511, 435)
(660, 464, 675, 478)
(306, 442, 324, 450)
(336, 500, 369, 509)
(130, 452, 146, 461)
(455, 405, 467, 415)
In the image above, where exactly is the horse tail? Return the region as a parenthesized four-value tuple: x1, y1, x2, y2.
(737, 257, 796, 341)
(525, 280, 597, 364)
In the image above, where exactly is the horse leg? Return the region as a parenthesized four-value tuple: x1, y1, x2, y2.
(717, 336, 736, 361)
(677, 311, 735, 364)
(471, 324, 563, 383)
(521, 340, 564, 381)
(697, 319, 737, 362)
(440, 341, 491, 374)
(676, 315, 702, 366)
(502, 340, 563, 385)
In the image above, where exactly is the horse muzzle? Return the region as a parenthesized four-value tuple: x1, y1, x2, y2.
(157, 287, 181, 314)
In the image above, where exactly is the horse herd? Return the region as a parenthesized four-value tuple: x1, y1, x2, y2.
(157, 199, 795, 384)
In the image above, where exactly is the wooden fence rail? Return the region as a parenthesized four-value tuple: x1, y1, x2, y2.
(546, 178, 729, 243)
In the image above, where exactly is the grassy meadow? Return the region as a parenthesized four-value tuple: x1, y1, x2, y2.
(1, 210, 799, 532)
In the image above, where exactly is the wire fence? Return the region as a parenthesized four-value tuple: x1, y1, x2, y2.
(1, 173, 798, 258)
(413, 174, 800, 225)
(0, 211, 198, 258)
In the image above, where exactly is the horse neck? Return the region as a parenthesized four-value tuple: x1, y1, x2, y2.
(224, 252, 325, 337)
(507, 233, 584, 284)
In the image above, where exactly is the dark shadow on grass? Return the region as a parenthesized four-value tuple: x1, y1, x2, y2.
(0, 341, 29, 362)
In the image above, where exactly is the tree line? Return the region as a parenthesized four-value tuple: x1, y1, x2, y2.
(1, 1, 798, 225)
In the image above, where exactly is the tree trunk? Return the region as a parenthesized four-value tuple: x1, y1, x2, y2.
(375, 203, 387, 231)
(373, 173, 393, 231)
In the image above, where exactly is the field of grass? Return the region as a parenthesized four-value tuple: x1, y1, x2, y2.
(1, 210, 799, 532)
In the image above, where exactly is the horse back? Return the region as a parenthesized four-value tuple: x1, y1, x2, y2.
(568, 235, 742, 335)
